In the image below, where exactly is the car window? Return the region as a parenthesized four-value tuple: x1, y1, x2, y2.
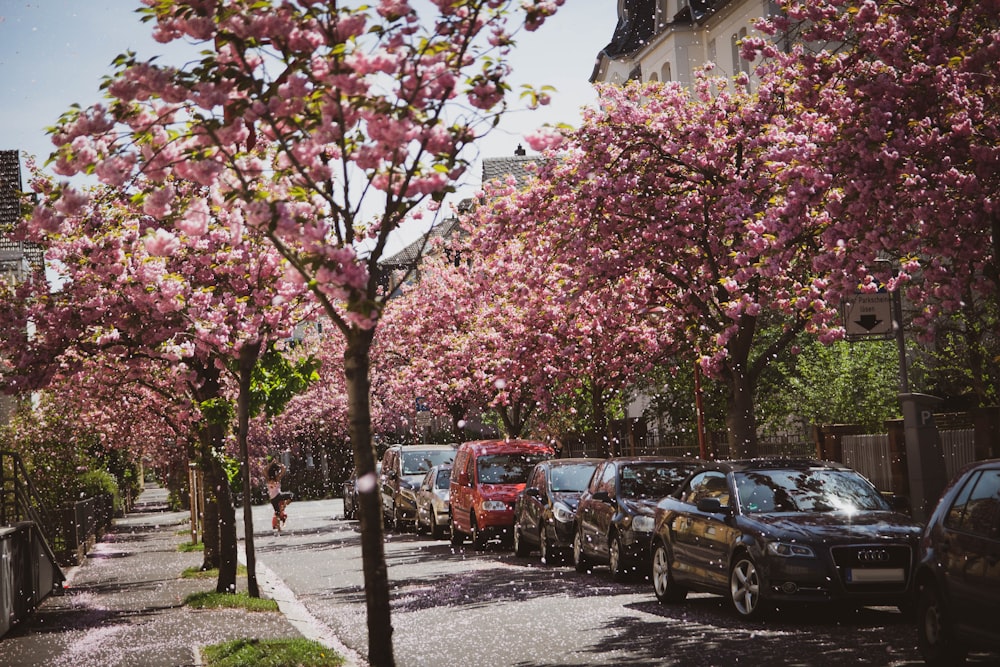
(945, 469, 1000, 539)
(477, 453, 549, 485)
(401, 449, 455, 475)
(596, 463, 617, 495)
(550, 464, 597, 493)
(528, 466, 546, 491)
(682, 471, 730, 506)
(434, 468, 451, 490)
(733, 469, 887, 513)
(619, 463, 694, 499)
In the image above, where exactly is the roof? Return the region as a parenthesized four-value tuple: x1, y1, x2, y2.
(378, 215, 464, 268)
(481, 154, 541, 187)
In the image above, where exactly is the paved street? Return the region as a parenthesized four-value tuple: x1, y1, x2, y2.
(241, 496, 997, 667)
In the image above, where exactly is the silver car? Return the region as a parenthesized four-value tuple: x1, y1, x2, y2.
(416, 464, 452, 539)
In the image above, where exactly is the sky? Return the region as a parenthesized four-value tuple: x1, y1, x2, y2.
(0, 1, 618, 218)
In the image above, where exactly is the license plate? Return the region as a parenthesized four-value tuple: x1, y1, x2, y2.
(846, 568, 904, 583)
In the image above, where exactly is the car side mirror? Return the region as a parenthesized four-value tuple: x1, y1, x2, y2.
(526, 488, 542, 500)
(593, 491, 614, 505)
(697, 497, 728, 514)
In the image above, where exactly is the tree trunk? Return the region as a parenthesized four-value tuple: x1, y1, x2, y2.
(209, 453, 239, 594)
(723, 315, 759, 459)
(238, 341, 262, 598)
(344, 327, 395, 667)
(724, 367, 758, 459)
(200, 466, 219, 570)
(588, 381, 614, 457)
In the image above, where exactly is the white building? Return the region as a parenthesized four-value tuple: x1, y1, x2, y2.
(591, 0, 784, 87)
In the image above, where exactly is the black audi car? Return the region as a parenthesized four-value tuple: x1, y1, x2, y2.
(649, 459, 921, 619)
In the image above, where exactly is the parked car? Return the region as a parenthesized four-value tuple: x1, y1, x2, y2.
(342, 473, 359, 520)
(342, 462, 379, 521)
(513, 457, 602, 564)
(574, 456, 699, 581)
(450, 439, 556, 549)
(380, 444, 458, 530)
(416, 464, 453, 539)
(649, 458, 922, 620)
(914, 458, 1000, 665)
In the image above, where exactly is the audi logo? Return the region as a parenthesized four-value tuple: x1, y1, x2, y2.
(856, 548, 890, 563)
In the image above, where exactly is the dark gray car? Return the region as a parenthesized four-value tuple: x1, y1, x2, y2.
(914, 458, 1000, 665)
(513, 458, 602, 564)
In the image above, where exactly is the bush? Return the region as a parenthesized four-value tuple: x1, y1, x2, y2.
(77, 469, 122, 513)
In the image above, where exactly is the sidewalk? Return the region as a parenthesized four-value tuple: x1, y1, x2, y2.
(0, 483, 315, 667)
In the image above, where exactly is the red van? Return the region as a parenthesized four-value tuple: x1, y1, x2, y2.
(449, 439, 555, 549)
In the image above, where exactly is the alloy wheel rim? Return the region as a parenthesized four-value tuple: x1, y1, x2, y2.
(731, 560, 759, 616)
(653, 547, 668, 596)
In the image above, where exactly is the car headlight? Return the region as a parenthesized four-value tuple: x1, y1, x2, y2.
(481, 500, 507, 511)
(631, 515, 654, 532)
(400, 488, 417, 500)
(552, 502, 574, 524)
(767, 541, 816, 558)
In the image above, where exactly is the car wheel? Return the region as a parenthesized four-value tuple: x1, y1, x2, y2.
(652, 541, 687, 603)
(394, 505, 407, 532)
(573, 526, 590, 573)
(917, 582, 966, 666)
(471, 515, 488, 550)
(513, 523, 531, 557)
(431, 517, 445, 540)
(539, 527, 555, 565)
(450, 520, 465, 546)
(415, 508, 428, 535)
(730, 554, 765, 620)
(609, 534, 629, 582)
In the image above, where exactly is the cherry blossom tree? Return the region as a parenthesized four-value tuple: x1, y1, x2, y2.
(0, 171, 305, 594)
(751, 0, 1000, 335)
(493, 75, 835, 457)
(43, 2, 564, 659)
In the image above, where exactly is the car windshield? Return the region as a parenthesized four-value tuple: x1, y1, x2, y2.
(549, 464, 597, 493)
(620, 463, 695, 499)
(734, 469, 889, 514)
(434, 468, 451, 489)
(402, 450, 454, 475)
(477, 453, 549, 485)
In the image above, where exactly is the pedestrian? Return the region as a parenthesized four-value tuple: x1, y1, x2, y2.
(266, 461, 294, 531)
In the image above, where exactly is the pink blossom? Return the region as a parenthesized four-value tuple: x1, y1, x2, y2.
(144, 228, 180, 257)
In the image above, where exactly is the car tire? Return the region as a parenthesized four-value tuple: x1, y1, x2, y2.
(652, 541, 687, 603)
(393, 505, 407, 532)
(471, 515, 488, 550)
(573, 526, 590, 573)
(513, 523, 531, 557)
(415, 508, 428, 535)
(539, 527, 555, 565)
(609, 534, 629, 582)
(917, 582, 966, 666)
(730, 554, 765, 620)
(431, 517, 445, 540)
(450, 520, 465, 546)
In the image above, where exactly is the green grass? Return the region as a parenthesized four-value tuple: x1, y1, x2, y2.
(201, 638, 346, 667)
(178, 541, 205, 553)
(182, 564, 248, 579)
(184, 591, 279, 612)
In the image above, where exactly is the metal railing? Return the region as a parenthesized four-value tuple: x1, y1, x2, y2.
(0, 451, 61, 552)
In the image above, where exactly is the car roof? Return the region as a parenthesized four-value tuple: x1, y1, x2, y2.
(543, 457, 603, 466)
(458, 439, 554, 455)
(701, 458, 850, 473)
(397, 444, 459, 451)
(607, 456, 702, 465)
